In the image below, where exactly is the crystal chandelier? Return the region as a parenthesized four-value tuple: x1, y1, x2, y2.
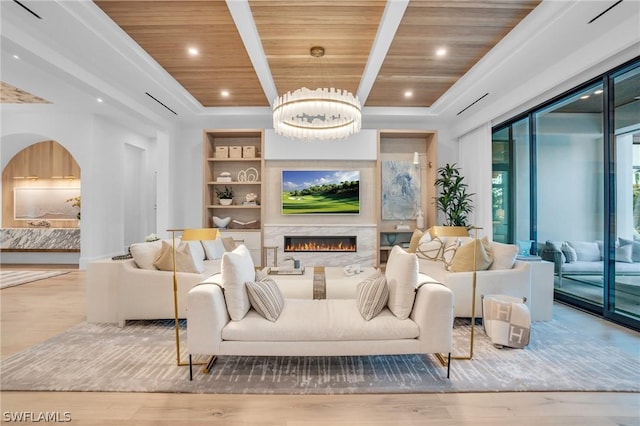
(273, 47, 362, 141)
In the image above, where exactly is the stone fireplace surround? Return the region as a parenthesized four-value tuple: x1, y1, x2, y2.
(263, 224, 376, 267)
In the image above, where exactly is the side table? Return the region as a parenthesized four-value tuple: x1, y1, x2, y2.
(518, 257, 554, 321)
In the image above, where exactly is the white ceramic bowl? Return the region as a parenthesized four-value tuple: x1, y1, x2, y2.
(212, 216, 231, 228)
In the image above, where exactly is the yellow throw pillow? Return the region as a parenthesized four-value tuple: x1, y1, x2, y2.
(449, 237, 494, 272)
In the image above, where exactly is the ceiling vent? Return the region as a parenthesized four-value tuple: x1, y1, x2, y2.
(145, 92, 177, 115)
(457, 93, 489, 116)
(13, 1, 42, 19)
(588, 0, 623, 24)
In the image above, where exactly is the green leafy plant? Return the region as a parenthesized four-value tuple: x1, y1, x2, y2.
(215, 186, 234, 199)
(434, 163, 474, 226)
(66, 196, 81, 220)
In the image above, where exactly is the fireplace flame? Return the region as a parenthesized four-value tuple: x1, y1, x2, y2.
(285, 241, 356, 252)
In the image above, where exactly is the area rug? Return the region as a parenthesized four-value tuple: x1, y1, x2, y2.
(0, 270, 70, 289)
(1, 319, 638, 394)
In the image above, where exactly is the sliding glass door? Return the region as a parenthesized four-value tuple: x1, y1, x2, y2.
(491, 57, 640, 330)
(611, 64, 640, 320)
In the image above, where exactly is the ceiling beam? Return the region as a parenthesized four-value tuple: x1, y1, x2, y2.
(357, 0, 409, 106)
(226, 0, 278, 107)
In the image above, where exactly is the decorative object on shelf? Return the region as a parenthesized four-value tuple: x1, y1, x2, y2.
(237, 167, 259, 182)
(242, 145, 256, 158)
(216, 172, 232, 183)
(434, 163, 474, 226)
(517, 240, 534, 256)
(28, 220, 51, 228)
(228, 219, 260, 229)
(272, 46, 361, 141)
(215, 146, 229, 158)
(229, 146, 242, 158)
(242, 193, 258, 206)
(381, 160, 420, 220)
(215, 186, 234, 205)
(145, 233, 160, 242)
(167, 228, 219, 367)
(395, 223, 411, 231)
(212, 216, 231, 228)
(416, 208, 425, 230)
(385, 233, 397, 246)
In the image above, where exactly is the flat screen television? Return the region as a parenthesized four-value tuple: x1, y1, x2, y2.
(281, 170, 360, 215)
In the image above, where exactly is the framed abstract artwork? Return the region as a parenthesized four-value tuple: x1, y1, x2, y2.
(14, 188, 80, 220)
(381, 160, 420, 220)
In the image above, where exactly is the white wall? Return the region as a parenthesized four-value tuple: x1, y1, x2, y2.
(1, 110, 159, 268)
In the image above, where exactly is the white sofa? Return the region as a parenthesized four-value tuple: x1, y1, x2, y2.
(187, 245, 455, 380)
(411, 231, 532, 319)
(86, 238, 226, 326)
(418, 258, 531, 318)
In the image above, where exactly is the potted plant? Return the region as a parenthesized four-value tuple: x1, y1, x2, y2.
(434, 163, 474, 227)
(216, 186, 234, 205)
(66, 196, 81, 220)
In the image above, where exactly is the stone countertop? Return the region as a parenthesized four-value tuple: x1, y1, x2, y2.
(0, 228, 80, 251)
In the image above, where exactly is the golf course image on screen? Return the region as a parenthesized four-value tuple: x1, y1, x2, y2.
(281, 170, 360, 215)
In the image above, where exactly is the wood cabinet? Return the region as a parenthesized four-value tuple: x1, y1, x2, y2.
(203, 130, 264, 266)
(376, 131, 437, 266)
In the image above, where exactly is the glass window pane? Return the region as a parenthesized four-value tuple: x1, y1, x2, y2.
(535, 83, 604, 305)
(613, 65, 640, 320)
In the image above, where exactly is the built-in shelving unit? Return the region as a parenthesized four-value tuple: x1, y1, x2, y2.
(376, 130, 437, 266)
(203, 130, 264, 265)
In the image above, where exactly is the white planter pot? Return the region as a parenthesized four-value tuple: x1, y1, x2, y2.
(219, 198, 233, 206)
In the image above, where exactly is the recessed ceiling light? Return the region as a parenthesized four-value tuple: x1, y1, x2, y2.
(594, 89, 603, 95)
(221, 90, 230, 97)
(404, 91, 413, 98)
(12, 54, 20, 60)
(436, 48, 447, 57)
(97, 98, 103, 103)
(187, 47, 199, 56)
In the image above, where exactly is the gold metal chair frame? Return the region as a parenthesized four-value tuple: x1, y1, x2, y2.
(427, 226, 482, 365)
(168, 228, 219, 374)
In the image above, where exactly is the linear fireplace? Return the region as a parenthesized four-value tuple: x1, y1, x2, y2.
(284, 236, 357, 253)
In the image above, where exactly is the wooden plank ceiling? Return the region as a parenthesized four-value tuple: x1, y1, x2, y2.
(95, 0, 540, 109)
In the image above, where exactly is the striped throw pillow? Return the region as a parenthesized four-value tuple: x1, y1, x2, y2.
(356, 271, 389, 321)
(245, 277, 284, 322)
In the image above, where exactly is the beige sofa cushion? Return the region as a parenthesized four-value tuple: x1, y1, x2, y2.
(222, 299, 419, 341)
(153, 240, 204, 273)
(129, 239, 164, 270)
(385, 246, 418, 320)
(221, 244, 255, 321)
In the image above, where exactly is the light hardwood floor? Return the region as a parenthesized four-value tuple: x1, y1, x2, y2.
(1, 266, 639, 425)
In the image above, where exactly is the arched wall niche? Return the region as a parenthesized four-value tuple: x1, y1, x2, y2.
(2, 140, 81, 228)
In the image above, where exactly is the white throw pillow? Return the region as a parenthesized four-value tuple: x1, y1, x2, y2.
(356, 270, 389, 321)
(567, 241, 601, 262)
(489, 241, 519, 270)
(615, 244, 633, 263)
(246, 277, 284, 322)
(202, 238, 225, 260)
(385, 245, 418, 320)
(129, 239, 164, 270)
(221, 244, 256, 321)
(561, 242, 577, 263)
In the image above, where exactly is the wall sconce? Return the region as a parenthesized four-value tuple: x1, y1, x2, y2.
(412, 152, 420, 165)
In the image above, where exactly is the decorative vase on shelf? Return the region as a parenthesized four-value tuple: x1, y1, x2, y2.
(385, 233, 397, 246)
(212, 216, 232, 228)
(416, 208, 425, 230)
(219, 198, 233, 206)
